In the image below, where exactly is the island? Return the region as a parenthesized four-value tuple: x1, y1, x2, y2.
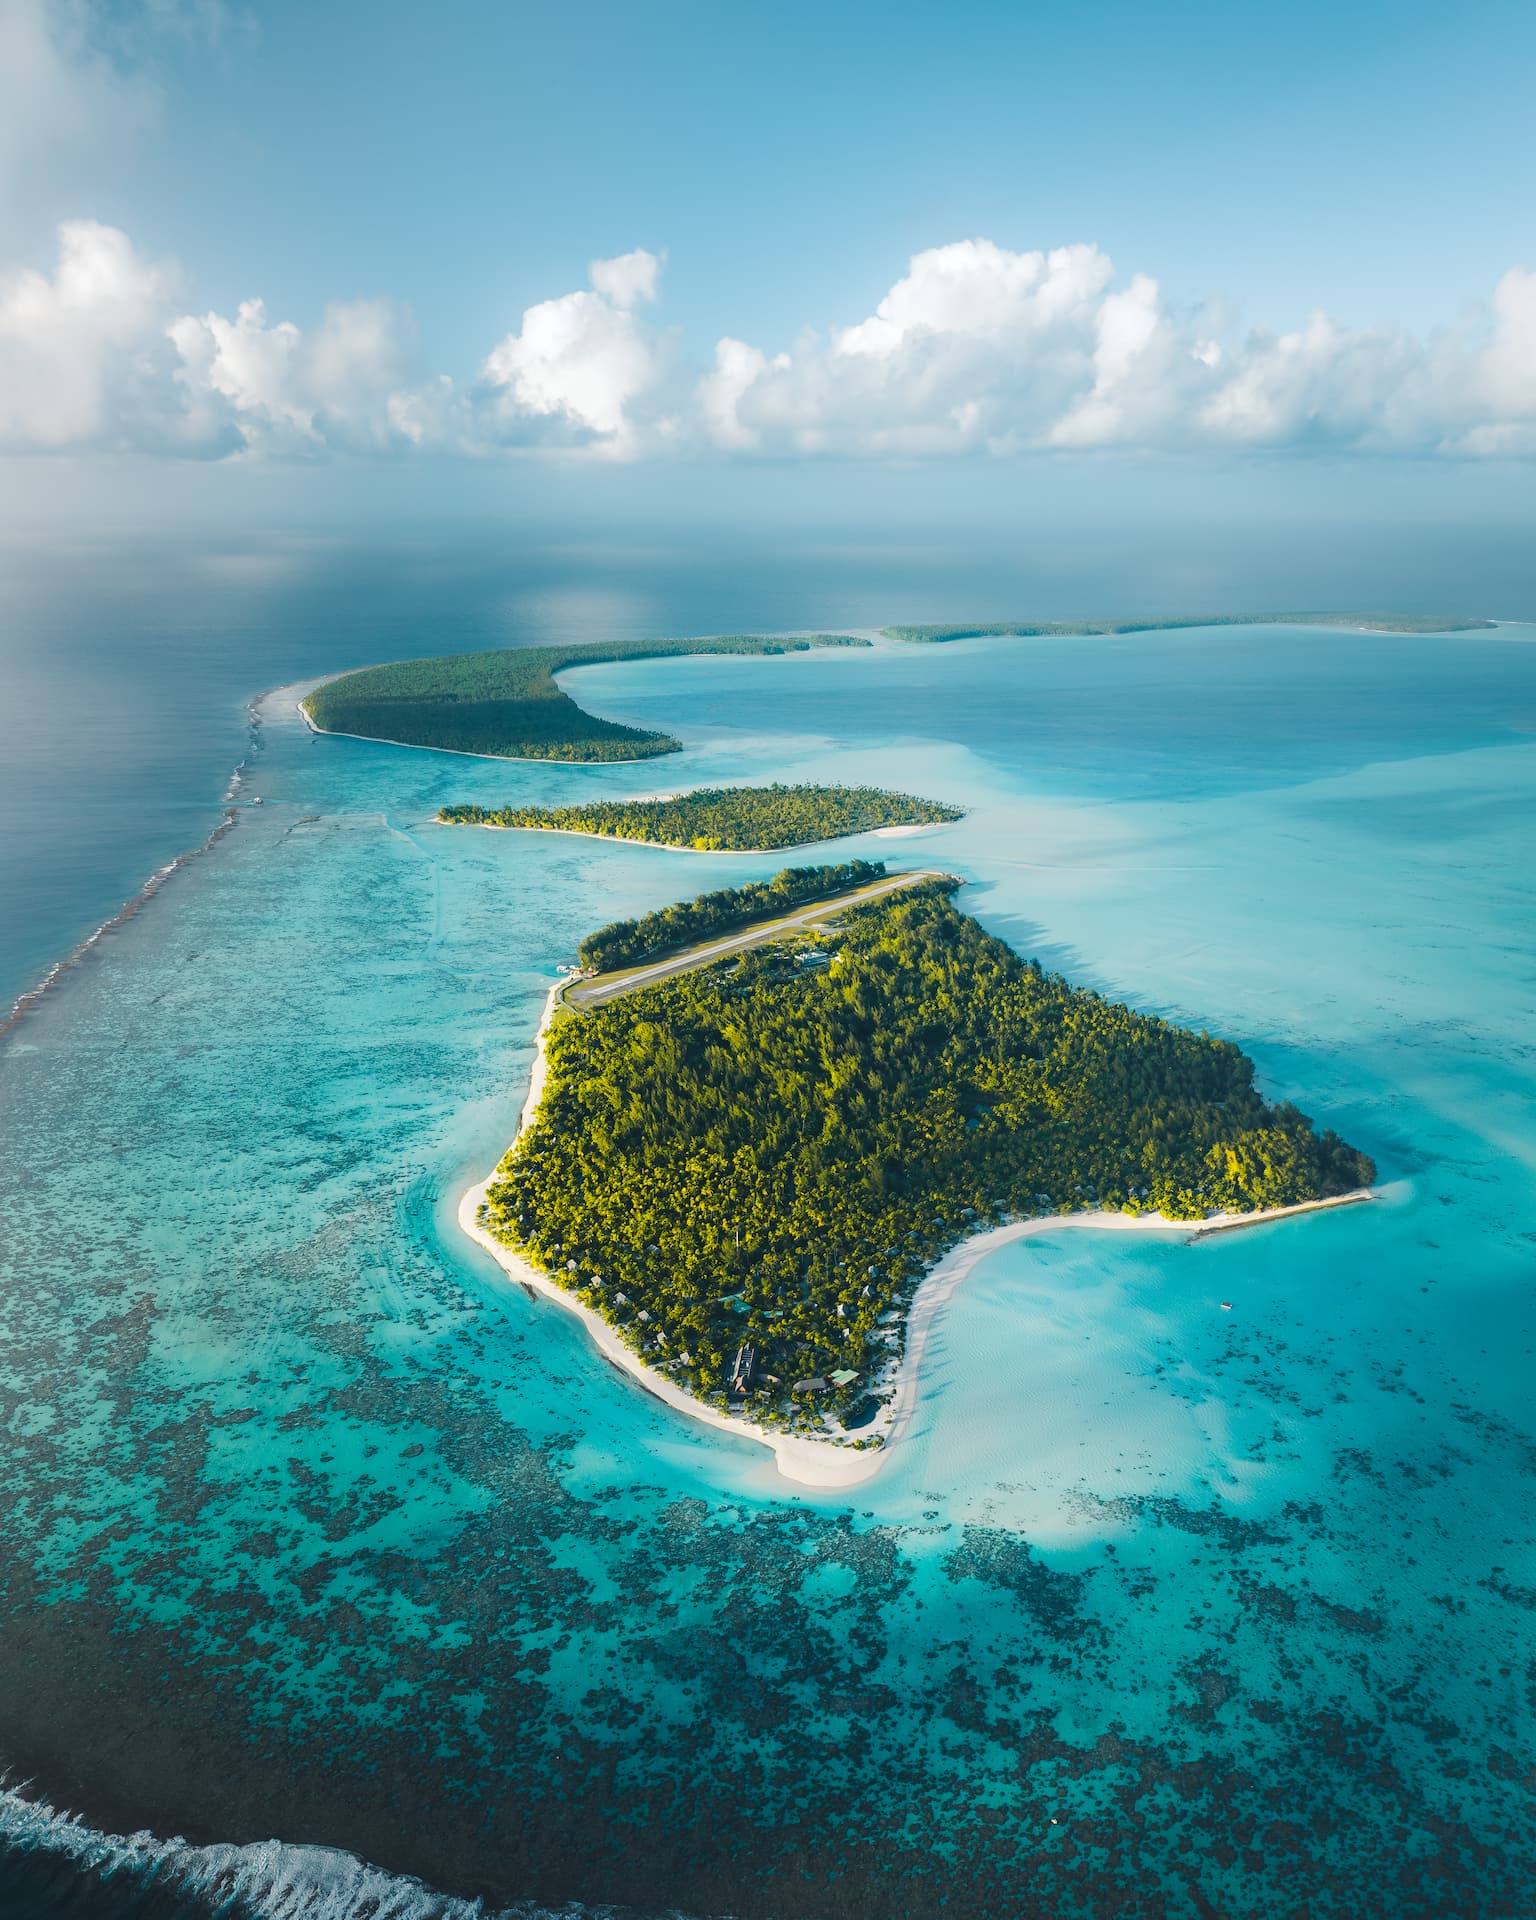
(300, 633, 867, 762)
(437, 782, 964, 851)
(462, 869, 1375, 1485)
(302, 615, 1493, 766)
(882, 611, 1494, 643)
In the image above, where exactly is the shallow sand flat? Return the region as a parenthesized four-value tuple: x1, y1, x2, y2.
(461, 1176, 1371, 1488)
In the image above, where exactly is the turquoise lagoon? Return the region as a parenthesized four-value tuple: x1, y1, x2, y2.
(1, 624, 1534, 1918)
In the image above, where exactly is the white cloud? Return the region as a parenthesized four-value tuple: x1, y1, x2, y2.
(835, 240, 1112, 358)
(169, 294, 437, 455)
(588, 246, 663, 310)
(1, 221, 1535, 464)
(0, 221, 458, 457)
(1196, 313, 1418, 448)
(0, 218, 183, 447)
(477, 249, 667, 455)
(701, 237, 1536, 462)
(697, 337, 782, 452)
(1462, 266, 1536, 453)
(695, 240, 1166, 457)
(1049, 273, 1187, 448)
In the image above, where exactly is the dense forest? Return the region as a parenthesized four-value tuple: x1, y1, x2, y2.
(484, 885, 1375, 1431)
(302, 634, 867, 761)
(882, 612, 1490, 643)
(438, 783, 963, 850)
(578, 860, 886, 974)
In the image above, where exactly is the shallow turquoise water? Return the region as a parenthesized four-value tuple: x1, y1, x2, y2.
(1, 625, 1534, 1917)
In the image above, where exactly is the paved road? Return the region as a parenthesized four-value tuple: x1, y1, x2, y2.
(564, 868, 949, 1010)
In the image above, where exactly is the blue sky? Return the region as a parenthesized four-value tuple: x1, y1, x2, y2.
(1, 0, 1534, 529)
(62, 0, 1536, 338)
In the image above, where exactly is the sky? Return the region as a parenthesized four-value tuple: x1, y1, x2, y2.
(1, 0, 1534, 549)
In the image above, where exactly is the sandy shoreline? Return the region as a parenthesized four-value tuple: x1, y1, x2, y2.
(298, 687, 956, 840)
(458, 984, 1374, 1490)
(457, 982, 870, 1486)
(297, 698, 657, 769)
(450, 818, 950, 857)
(872, 1190, 1374, 1470)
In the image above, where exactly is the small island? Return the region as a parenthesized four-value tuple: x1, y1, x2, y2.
(438, 782, 964, 851)
(300, 633, 867, 762)
(882, 610, 1494, 643)
(465, 871, 1375, 1482)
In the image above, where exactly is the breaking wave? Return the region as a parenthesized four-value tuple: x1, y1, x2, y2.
(0, 696, 266, 1042)
(0, 1780, 679, 1920)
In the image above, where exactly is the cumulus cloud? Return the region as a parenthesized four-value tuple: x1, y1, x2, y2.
(700, 242, 1123, 457)
(477, 248, 668, 455)
(588, 246, 663, 309)
(0, 221, 457, 457)
(700, 237, 1536, 462)
(0, 218, 184, 448)
(1461, 267, 1536, 455)
(0, 227, 671, 460)
(168, 294, 443, 455)
(835, 240, 1112, 359)
(1, 222, 1535, 463)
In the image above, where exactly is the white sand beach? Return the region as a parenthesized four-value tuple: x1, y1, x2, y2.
(448, 817, 952, 856)
(869, 1190, 1373, 1472)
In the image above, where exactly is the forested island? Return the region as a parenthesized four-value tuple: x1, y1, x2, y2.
(882, 611, 1493, 643)
(438, 783, 963, 850)
(577, 860, 886, 973)
(304, 616, 1491, 763)
(482, 881, 1375, 1433)
(301, 634, 866, 762)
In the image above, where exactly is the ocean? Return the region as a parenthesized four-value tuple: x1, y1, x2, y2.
(1, 535, 1533, 1918)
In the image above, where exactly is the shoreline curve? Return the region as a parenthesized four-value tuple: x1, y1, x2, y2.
(298, 699, 657, 768)
(457, 982, 1375, 1490)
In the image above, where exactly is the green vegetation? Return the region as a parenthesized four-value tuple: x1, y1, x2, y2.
(883, 612, 1493, 643)
(438, 783, 963, 850)
(305, 612, 1491, 762)
(484, 884, 1375, 1428)
(577, 860, 885, 974)
(303, 634, 868, 762)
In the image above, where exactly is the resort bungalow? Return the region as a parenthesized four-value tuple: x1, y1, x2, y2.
(730, 1343, 757, 1394)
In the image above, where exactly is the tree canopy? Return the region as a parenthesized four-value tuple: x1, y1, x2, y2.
(439, 783, 962, 850)
(302, 634, 867, 761)
(485, 884, 1375, 1433)
(577, 860, 886, 974)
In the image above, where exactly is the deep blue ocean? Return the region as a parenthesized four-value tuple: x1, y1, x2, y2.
(1, 534, 1534, 1919)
